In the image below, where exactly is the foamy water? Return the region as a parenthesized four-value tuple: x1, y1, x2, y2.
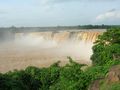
(0, 31, 101, 73)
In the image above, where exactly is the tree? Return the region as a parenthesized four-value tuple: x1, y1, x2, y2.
(91, 28, 120, 65)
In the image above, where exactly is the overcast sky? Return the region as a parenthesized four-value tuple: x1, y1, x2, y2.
(0, 0, 120, 27)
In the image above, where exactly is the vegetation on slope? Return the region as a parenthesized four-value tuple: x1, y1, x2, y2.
(0, 28, 120, 90)
(91, 28, 120, 65)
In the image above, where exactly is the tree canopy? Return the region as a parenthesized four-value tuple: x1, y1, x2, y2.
(91, 28, 120, 65)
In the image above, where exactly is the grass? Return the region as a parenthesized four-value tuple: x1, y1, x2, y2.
(100, 81, 120, 90)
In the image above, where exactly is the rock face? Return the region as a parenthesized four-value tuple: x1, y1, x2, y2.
(89, 65, 120, 90)
(88, 78, 103, 90)
(106, 65, 120, 83)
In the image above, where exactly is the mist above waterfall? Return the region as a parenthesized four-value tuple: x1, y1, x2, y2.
(0, 30, 102, 72)
(15, 35, 57, 48)
(14, 34, 93, 61)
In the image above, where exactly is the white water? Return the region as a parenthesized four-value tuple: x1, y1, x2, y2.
(0, 31, 101, 73)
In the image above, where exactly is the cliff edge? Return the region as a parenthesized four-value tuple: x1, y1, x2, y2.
(89, 65, 120, 90)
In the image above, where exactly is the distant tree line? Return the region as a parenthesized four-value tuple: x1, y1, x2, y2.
(76, 25, 120, 29)
(1, 25, 120, 31)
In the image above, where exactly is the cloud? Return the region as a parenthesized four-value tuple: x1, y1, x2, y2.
(37, 0, 119, 11)
(95, 9, 120, 21)
(38, 0, 118, 11)
(47, 0, 118, 3)
(39, 0, 118, 5)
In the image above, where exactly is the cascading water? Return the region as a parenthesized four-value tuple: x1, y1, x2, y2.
(0, 30, 103, 73)
(15, 31, 101, 43)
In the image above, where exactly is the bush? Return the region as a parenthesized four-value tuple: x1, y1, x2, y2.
(91, 28, 120, 65)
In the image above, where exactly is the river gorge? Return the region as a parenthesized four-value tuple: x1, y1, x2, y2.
(0, 28, 105, 72)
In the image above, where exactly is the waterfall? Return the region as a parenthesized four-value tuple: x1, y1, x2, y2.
(15, 31, 102, 44)
(0, 30, 105, 72)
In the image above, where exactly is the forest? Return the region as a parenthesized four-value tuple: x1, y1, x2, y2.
(0, 28, 120, 90)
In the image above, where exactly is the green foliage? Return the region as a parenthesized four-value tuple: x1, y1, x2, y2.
(50, 57, 90, 90)
(0, 73, 26, 90)
(91, 28, 120, 65)
(0, 57, 119, 90)
(40, 64, 60, 90)
(0, 58, 92, 90)
(5, 70, 41, 90)
(85, 65, 109, 81)
(100, 82, 120, 90)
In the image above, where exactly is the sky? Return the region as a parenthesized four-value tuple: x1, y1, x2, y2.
(0, 0, 120, 27)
